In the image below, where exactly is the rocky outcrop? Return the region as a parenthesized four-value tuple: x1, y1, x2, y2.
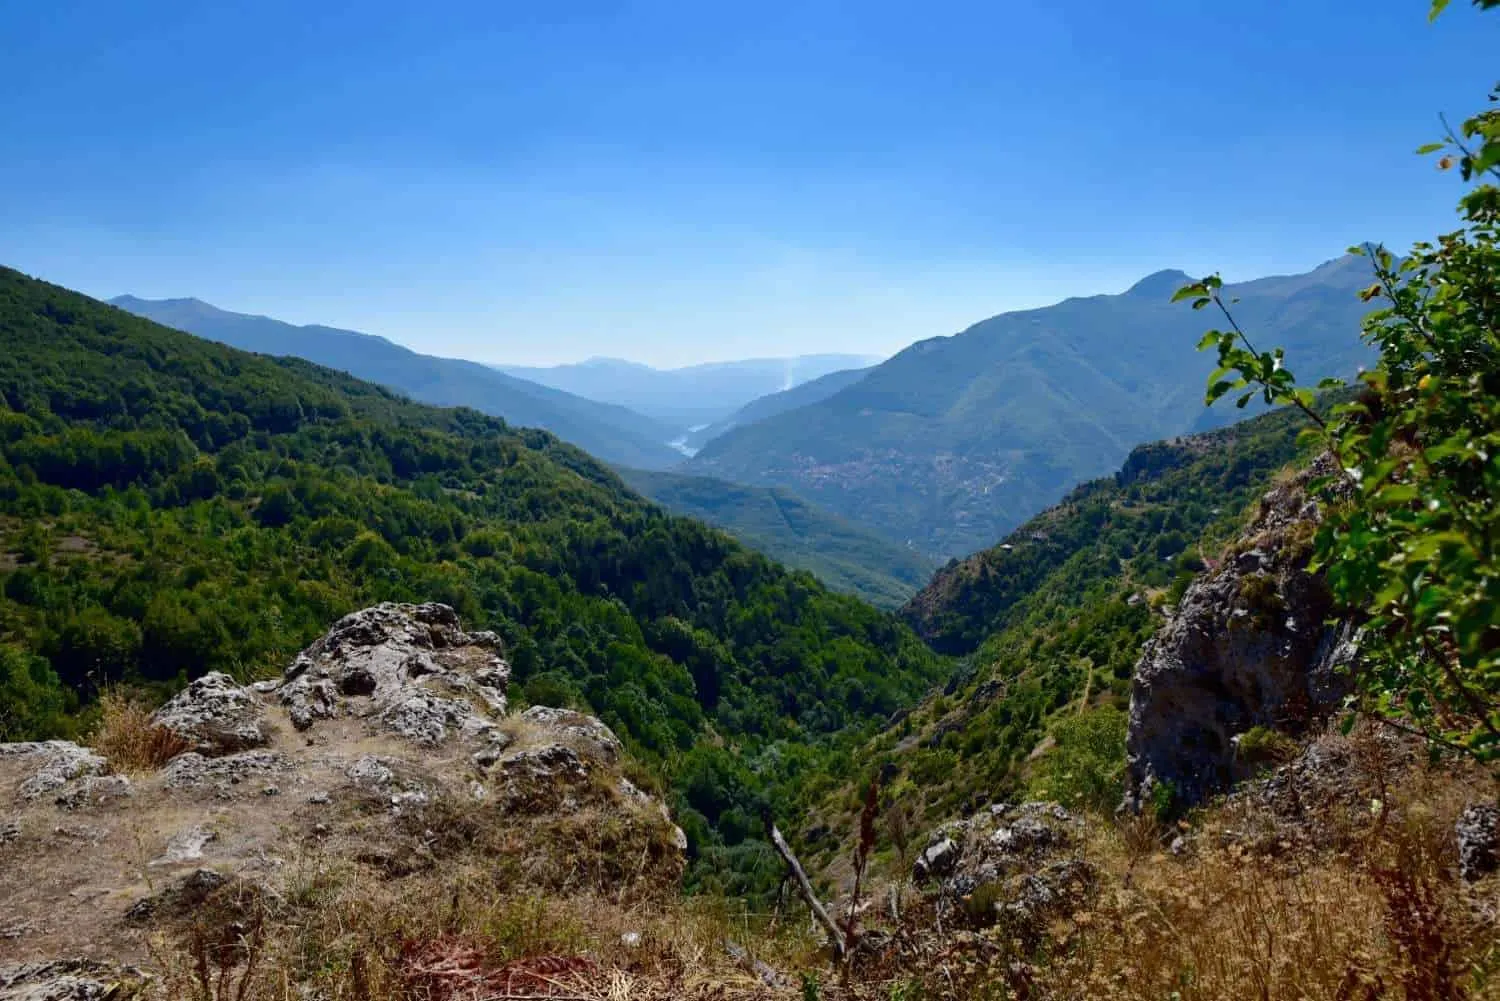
(912, 802, 1094, 940)
(0, 603, 684, 976)
(149, 672, 268, 756)
(519, 707, 622, 763)
(2, 743, 108, 803)
(275, 602, 510, 743)
(1123, 458, 1357, 813)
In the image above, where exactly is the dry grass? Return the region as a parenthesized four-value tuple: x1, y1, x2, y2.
(144, 857, 814, 1000)
(132, 731, 1500, 1001)
(90, 688, 190, 773)
(846, 737, 1500, 1001)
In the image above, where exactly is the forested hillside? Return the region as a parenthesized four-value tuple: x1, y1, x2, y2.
(110, 295, 683, 470)
(0, 266, 947, 880)
(690, 257, 1372, 557)
(903, 402, 1318, 655)
(619, 467, 934, 608)
(802, 402, 1321, 840)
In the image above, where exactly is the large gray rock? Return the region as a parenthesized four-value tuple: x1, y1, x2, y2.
(3, 743, 109, 802)
(913, 802, 1094, 939)
(277, 603, 510, 744)
(149, 671, 267, 757)
(1123, 457, 1356, 813)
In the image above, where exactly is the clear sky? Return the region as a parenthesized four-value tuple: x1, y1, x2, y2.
(2, 0, 1494, 367)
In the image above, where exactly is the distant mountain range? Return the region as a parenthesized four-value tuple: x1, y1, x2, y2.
(500, 354, 879, 427)
(688, 255, 1378, 558)
(109, 296, 682, 470)
(619, 467, 934, 608)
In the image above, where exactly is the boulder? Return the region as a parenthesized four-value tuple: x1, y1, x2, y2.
(492, 745, 591, 812)
(4, 743, 109, 802)
(1123, 457, 1356, 813)
(149, 672, 267, 757)
(278, 603, 510, 744)
(53, 775, 132, 811)
(1458, 802, 1499, 882)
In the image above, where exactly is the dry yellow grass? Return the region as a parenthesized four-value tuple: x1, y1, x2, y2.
(132, 729, 1500, 1001)
(89, 688, 190, 774)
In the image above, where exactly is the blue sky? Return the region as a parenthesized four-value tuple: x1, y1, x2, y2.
(2, 0, 1494, 366)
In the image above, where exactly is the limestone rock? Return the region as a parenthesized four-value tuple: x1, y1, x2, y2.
(149, 672, 267, 757)
(0, 959, 147, 1000)
(4, 743, 109, 802)
(520, 706, 623, 762)
(279, 603, 510, 744)
(492, 744, 591, 812)
(914, 802, 1093, 939)
(1458, 802, 1499, 882)
(53, 775, 132, 811)
(345, 755, 396, 788)
(1123, 457, 1356, 813)
(912, 837, 958, 882)
(161, 750, 290, 793)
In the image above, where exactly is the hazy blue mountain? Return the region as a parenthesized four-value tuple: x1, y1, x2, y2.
(110, 296, 682, 470)
(501, 353, 879, 427)
(688, 255, 1377, 558)
(677, 366, 873, 454)
(618, 467, 935, 609)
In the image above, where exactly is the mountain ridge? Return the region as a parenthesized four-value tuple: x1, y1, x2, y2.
(109, 294, 683, 470)
(688, 256, 1376, 557)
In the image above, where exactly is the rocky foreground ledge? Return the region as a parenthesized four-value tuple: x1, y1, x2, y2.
(0, 603, 685, 999)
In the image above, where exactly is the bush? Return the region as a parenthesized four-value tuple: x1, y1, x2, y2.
(89, 688, 190, 772)
(1027, 706, 1128, 814)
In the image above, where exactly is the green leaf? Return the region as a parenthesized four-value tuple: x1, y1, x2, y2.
(1206, 379, 1236, 405)
(1172, 284, 1208, 303)
(1429, 0, 1451, 22)
(1473, 142, 1500, 176)
(1415, 142, 1446, 155)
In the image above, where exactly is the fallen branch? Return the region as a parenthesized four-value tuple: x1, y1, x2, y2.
(765, 814, 846, 958)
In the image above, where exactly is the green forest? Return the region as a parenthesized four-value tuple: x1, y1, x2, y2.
(801, 403, 1325, 840)
(0, 265, 948, 889)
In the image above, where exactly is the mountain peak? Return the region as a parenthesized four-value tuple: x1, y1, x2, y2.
(1124, 269, 1194, 301)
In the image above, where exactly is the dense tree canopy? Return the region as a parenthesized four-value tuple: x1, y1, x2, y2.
(0, 266, 948, 882)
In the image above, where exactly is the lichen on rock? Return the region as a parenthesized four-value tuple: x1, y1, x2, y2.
(277, 602, 511, 744)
